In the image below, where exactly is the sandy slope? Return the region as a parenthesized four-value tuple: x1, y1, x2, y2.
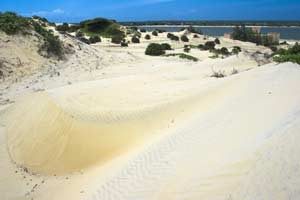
(1, 61, 300, 200)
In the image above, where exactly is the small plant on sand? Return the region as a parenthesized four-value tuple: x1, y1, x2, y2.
(145, 43, 165, 56)
(273, 42, 300, 64)
(140, 29, 146, 33)
(181, 35, 189, 42)
(161, 43, 172, 50)
(204, 41, 216, 50)
(56, 23, 69, 33)
(75, 30, 84, 38)
(111, 35, 123, 44)
(232, 46, 242, 54)
(89, 35, 101, 44)
(131, 36, 140, 43)
(211, 69, 226, 78)
(152, 30, 158, 36)
(193, 34, 199, 38)
(214, 38, 221, 44)
(121, 41, 128, 47)
(145, 34, 151, 40)
(184, 45, 191, 53)
(165, 53, 198, 62)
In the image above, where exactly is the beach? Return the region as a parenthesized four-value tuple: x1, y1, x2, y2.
(1, 26, 300, 200)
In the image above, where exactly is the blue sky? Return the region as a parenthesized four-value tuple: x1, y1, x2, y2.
(1, 0, 300, 22)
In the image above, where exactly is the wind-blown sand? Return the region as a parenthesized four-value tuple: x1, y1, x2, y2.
(1, 30, 300, 200)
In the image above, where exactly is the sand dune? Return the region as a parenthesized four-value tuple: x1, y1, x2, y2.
(1, 61, 300, 200)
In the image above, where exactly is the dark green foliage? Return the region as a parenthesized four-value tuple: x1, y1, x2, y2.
(145, 43, 165, 56)
(111, 35, 124, 44)
(140, 29, 146, 33)
(273, 43, 300, 64)
(204, 41, 216, 50)
(145, 34, 151, 40)
(32, 15, 48, 23)
(193, 34, 199, 38)
(121, 41, 128, 47)
(165, 53, 198, 62)
(75, 31, 84, 38)
(131, 36, 140, 43)
(186, 26, 203, 34)
(167, 33, 180, 41)
(161, 43, 172, 50)
(0, 12, 30, 35)
(214, 38, 220, 44)
(231, 25, 278, 46)
(232, 46, 242, 54)
(32, 21, 64, 59)
(67, 25, 81, 33)
(152, 30, 158, 36)
(56, 23, 69, 32)
(280, 41, 288, 45)
(181, 35, 189, 42)
(80, 18, 124, 40)
(78, 37, 90, 44)
(89, 35, 101, 43)
(211, 70, 226, 78)
(270, 46, 278, 52)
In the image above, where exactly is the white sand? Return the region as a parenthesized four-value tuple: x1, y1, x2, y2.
(0, 30, 300, 200)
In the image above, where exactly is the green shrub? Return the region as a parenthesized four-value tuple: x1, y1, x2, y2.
(181, 35, 189, 42)
(145, 43, 165, 56)
(111, 35, 124, 44)
(121, 41, 128, 47)
(56, 23, 69, 32)
(156, 29, 165, 33)
(273, 43, 300, 64)
(184, 45, 191, 53)
(193, 34, 199, 38)
(165, 53, 198, 62)
(232, 46, 242, 54)
(204, 41, 216, 50)
(186, 26, 203, 34)
(131, 36, 140, 43)
(152, 30, 158, 36)
(161, 43, 172, 50)
(140, 29, 146, 33)
(145, 34, 151, 40)
(211, 70, 226, 78)
(0, 12, 30, 35)
(89, 35, 101, 43)
(76, 30, 84, 37)
(214, 38, 221, 44)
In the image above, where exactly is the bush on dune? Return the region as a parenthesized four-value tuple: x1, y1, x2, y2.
(56, 23, 69, 33)
(145, 34, 151, 40)
(181, 35, 189, 42)
(161, 43, 172, 50)
(0, 12, 30, 35)
(214, 38, 221, 44)
(145, 43, 165, 56)
(89, 35, 101, 44)
(152, 30, 158, 36)
(232, 46, 242, 54)
(165, 53, 198, 62)
(273, 42, 300, 64)
(131, 36, 140, 43)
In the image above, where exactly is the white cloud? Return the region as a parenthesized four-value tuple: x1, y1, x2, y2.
(24, 8, 65, 17)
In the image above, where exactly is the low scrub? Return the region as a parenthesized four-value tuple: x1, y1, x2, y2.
(198, 41, 216, 51)
(152, 30, 158, 36)
(145, 43, 165, 56)
(161, 43, 172, 50)
(211, 70, 226, 78)
(89, 35, 101, 44)
(131, 36, 140, 43)
(181, 35, 189, 42)
(0, 12, 30, 35)
(145, 34, 151, 40)
(232, 46, 242, 54)
(273, 43, 300, 64)
(214, 38, 221, 44)
(165, 53, 198, 62)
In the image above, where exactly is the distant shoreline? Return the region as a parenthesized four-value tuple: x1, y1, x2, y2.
(133, 25, 300, 28)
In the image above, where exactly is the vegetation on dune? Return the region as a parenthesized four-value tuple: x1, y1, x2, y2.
(198, 41, 216, 51)
(131, 36, 140, 43)
(121, 41, 128, 47)
(214, 38, 221, 44)
(0, 12, 64, 59)
(232, 25, 278, 46)
(145, 34, 151, 40)
(152, 30, 158, 36)
(161, 43, 172, 50)
(186, 26, 203, 35)
(164, 53, 198, 62)
(181, 35, 189, 42)
(140, 28, 146, 33)
(0, 12, 30, 35)
(273, 43, 300, 64)
(89, 35, 101, 44)
(184, 45, 191, 53)
(232, 46, 242, 54)
(145, 43, 165, 56)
